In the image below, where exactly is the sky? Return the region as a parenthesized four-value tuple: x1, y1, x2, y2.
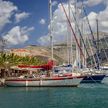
(0, 0, 107, 48)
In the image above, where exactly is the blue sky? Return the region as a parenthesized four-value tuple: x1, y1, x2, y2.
(0, 0, 107, 48)
(1, 0, 50, 47)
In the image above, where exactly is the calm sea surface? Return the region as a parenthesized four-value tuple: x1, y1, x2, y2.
(0, 84, 108, 108)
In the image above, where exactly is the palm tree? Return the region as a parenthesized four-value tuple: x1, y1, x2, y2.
(0, 52, 48, 78)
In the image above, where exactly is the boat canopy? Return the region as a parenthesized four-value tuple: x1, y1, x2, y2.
(18, 60, 55, 70)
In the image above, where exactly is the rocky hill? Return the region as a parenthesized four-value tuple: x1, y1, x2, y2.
(24, 32, 108, 65)
(25, 45, 65, 64)
(5, 32, 107, 65)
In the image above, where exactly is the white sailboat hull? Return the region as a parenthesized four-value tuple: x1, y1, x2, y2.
(5, 77, 82, 87)
(102, 76, 108, 84)
(102, 70, 108, 84)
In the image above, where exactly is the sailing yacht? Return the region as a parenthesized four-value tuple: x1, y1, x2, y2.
(5, 0, 83, 87)
(5, 61, 83, 87)
(59, 0, 105, 83)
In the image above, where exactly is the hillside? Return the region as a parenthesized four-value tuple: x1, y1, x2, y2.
(5, 32, 107, 65)
(25, 45, 65, 64)
(25, 32, 108, 65)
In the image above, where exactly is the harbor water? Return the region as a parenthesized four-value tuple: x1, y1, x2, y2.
(0, 84, 108, 108)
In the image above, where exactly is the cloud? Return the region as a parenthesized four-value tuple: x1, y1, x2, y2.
(3, 26, 34, 45)
(39, 18, 46, 25)
(71, 0, 105, 8)
(21, 26, 34, 34)
(83, 12, 98, 34)
(0, 0, 32, 46)
(97, 6, 108, 32)
(38, 0, 108, 46)
(15, 12, 30, 23)
(37, 34, 50, 46)
(0, 0, 17, 30)
(52, 1, 58, 6)
(83, 0, 103, 7)
(37, 3, 77, 45)
(83, 1, 108, 33)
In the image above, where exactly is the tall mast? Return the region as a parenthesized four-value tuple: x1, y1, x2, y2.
(49, 0, 53, 60)
(69, 0, 73, 65)
(67, 0, 72, 65)
(61, 3, 86, 61)
(83, 20, 87, 68)
(75, 0, 77, 68)
(75, 0, 81, 69)
(68, 0, 70, 64)
(96, 19, 99, 53)
(82, 18, 85, 68)
(96, 18, 108, 62)
(96, 18, 100, 68)
(81, 2, 86, 68)
(82, 3, 101, 68)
